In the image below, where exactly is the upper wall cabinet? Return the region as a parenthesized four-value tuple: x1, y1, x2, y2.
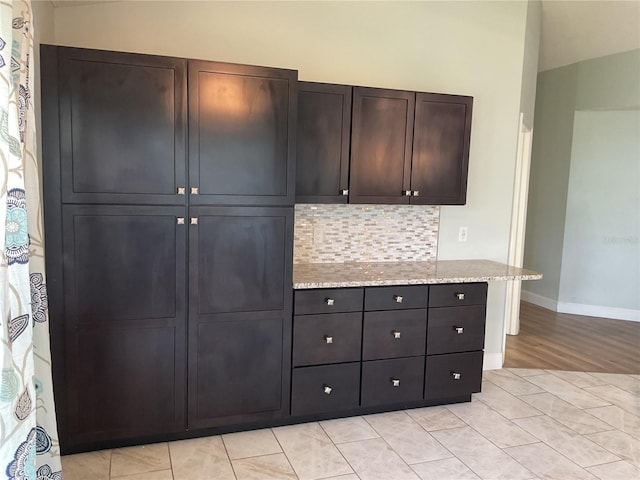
(55, 47, 188, 205)
(410, 93, 473, 205)
(296, 83, 473, 205)
(349, 87, 415, 204)
(189, 61, 297, 206)
(296, 82, 352, 203)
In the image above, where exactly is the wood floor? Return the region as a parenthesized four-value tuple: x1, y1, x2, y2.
(504, 301, 640, 374)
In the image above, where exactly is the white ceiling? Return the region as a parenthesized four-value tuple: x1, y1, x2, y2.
(47, 0, 640, 72)
(539, 0, 640, 71)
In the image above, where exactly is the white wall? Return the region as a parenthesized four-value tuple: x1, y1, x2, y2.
(559, 110, 640, 315)
(50, 1, 531, 360)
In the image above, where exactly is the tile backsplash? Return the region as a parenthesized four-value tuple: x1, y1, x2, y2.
(294, 204, 440, 263)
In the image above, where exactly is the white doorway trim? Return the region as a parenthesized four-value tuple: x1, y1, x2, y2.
(504, 113, 534, 344)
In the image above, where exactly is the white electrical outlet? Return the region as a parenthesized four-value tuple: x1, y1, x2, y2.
(458, 226, 468, 242)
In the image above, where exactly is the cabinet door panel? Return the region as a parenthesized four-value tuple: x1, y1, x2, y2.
(189, 61, 296, 205)
(192, 316, 284, 427)
(411, 93, 472, 205)
(350, 87, 414, 204)
(58, 47, 187, 204)
(61, 205, 187, 447)
(190, 207, 293, 315)
(296, 82, 351, 203)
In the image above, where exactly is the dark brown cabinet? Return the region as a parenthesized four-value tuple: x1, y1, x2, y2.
(296, 82, 351, 203)
(59, 205, 187, 447)
(55, 47, 187, 205)
(189, 61, 297, 206)
(349, 87, 415, 204)
(188, 207, 293, 429)
(296, 84, 473, 205)
(42, 45, 296, 452)
(410, 93, 473, 205)
(291, 283, 486, 418)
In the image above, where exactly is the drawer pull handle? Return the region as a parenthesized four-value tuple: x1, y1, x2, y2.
(341, 189, 349, 196)
(456, 293, 465, 301)
(403, 190, 412, 196)
(394, 295, 404, 303)
(191, 187, 199, 195)
(190, 217, 198, 225)
(176, 217, 185, 225)
(412, 190, 420, 197)
(177, 187, 186, 195)
(324, 335, 333, 344)
(451, 372, 462, 380)
(391, 378, 400, 387)
(392, 331, 401, 339)
(323, 385, 333, 395)
(454, 326, 464, 334)
(325, 298, 335, 306)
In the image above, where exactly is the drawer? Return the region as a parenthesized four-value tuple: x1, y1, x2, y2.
(291, 363, 360, 416)
(425, 351, 483, 400)
(361, 357, 424, 407)
(295, 288, 364, 315)
(362, 310, 427, 360)
(426, 305, 486, 355)
(428, 283, 487, 308)
(293, 312, 362, 367)
(364, 285, 428, 311)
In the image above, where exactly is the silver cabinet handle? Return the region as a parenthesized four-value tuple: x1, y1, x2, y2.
(324, 335, 333, 344)
(325, 298, 335, 306)
(190, 217, 198, 225)
(392, 331, 401, 339)
(391, 378, 400, 387)
(323, 385, 333, 395)
(403, 190, 412, 196)
(394, 295, 403, 303)
(341, 189, 349, 196)
(456, 293, 465, 301)
(451, 372, 462, 380)
(177, 187, 186, 195)
(412, 190, 419, 196)
(454, 326, 464, 334)
(177, 217, 185, 225)
(191, 187, 199, 195)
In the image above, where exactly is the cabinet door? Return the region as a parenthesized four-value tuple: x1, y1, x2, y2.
(55, 47, 187, 205)
(188, 206, 293, 428)
(60, 205, 187, 449)
(296, 82, 351, 203)
(410, 93, 472, 205)
(349, 87, 414, 204)
(189, 61, 297, 206)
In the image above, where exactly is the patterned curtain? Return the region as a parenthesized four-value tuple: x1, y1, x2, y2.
(0, 1, 63, 479)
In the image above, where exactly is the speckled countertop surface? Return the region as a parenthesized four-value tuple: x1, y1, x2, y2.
(293, 259, 542, 289)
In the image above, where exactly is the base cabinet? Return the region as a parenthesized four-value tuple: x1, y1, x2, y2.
(291, 282, 487, 417)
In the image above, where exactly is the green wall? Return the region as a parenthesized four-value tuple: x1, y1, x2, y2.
(523, 49, 640, 316)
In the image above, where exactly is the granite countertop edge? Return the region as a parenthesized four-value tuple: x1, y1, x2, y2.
(293, 259, 543, 289)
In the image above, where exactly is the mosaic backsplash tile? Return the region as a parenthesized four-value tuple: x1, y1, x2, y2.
(294, 204, 440, 264)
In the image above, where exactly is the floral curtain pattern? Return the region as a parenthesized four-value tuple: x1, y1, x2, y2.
(1, 1, 62, 479)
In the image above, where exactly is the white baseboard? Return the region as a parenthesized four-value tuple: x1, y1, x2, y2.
(483, 352, 503, 371)
(520, 290, 639, 322)
(520, 290, 558, 311)
(557, 302, 640, 322)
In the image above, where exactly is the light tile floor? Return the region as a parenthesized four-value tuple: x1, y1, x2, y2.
(61, 368, 640, 480)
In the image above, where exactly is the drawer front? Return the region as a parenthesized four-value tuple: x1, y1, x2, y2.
(425, 351, 483, 400)
(361, 357, 424, 407)
(428, 283, 487, 308)
(426, 305, 486, 355)
(295, 288, 364, 315)
(364, 285, 428, 311)
(362, 310, 427, 360)
(293, 312, 362, 367)
(291, 363, 360, 416)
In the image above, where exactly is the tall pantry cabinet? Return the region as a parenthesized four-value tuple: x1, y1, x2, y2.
(41, 46, 296, 452)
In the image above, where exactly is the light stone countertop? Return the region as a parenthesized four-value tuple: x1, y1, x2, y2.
(293, 259, 542, 289)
